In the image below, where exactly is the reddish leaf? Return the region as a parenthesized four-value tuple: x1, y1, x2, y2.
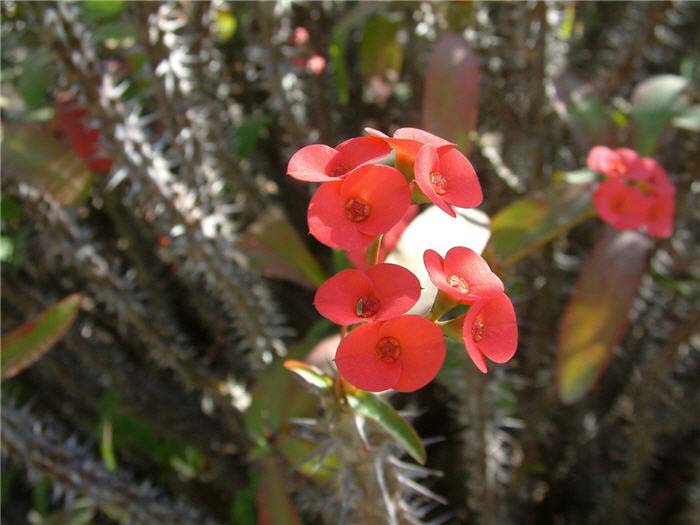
(557, 228, 652, 403)
(2, 293, 83, 380)
(256, 458, 302, 525)
(422, 33, 480, 153)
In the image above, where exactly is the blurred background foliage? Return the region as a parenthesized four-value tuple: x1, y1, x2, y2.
(1, 1, 699, 524)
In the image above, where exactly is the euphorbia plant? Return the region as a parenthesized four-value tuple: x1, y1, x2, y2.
(286, 128, 519, 394)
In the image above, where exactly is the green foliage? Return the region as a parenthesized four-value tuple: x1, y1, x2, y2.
(359, 14, 403, 82)
(630, 75, 689, 154)
(18, 48, 51, 110)
(345, 389, 426, 465)
(234, 114, 271, 158)
(485, 182, 596, 271)
(81, 1, 126, 22)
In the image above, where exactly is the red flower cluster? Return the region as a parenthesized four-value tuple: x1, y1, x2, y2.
(587, 146, 675, 238)
(424, 247, 517, 373)
(54, 97, 112, 175)
(288, 128, 517, 392)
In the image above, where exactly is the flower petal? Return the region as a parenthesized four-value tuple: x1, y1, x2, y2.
(442, 247, 503, 302)
(287, 144, 341, 182)
(437, 148, 483, 208)
(414, 144, 455, 217)
(340, 164, 411, 236)
(308, 181, 375, 249)
(644, 193, 674, 239)
(593, 179, 647, 231)
(314, 269, 376, 325)
(464, 294, 518, 368)
(335, 322, 402, 392)
(393, 128, 454, 148)
(379, 316, 445, 392)
(366, 263, 421, 321)
(334, 136, 391, 172)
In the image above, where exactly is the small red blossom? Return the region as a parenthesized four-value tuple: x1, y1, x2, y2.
(643, 193, 674, 239)
(287, 137, 391, 183)
(365, 127, 454, 174)
(413, 143, 482, 217)
(306, 54, 327, 75)
(424, 247, 503, 304)
(292, 26, 310, 46)
(335, 315, 446, 392)
(637, 157, 675, 196)
(346, 204, 418, 268)
(462, 293, 518, 373)
(587, 146, 644, 179)
(314, 263, 421, 325)
(307, 164, 411, 250)
(593, 178, 647, 231)
(70, 126, 100, 159)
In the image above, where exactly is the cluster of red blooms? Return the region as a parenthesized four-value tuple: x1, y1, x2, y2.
(588, 146, 675, 238)
(289, 26, 326, 76)
(53, 96, 112, 175)
(287, 128, 518, 392)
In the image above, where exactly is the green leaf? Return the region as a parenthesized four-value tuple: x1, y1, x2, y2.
(229, 471, 258, 525)
(234, 114, 271, 158)
(276, 436, 339, 484)
(672, 104, 700, 131)
(485, 182, 596, 271)
(566, 92, 613, 143)
(359, 14, 403, 82)
(239, 207, 327, 288)
(0, 236, 14, 262)
(1, 293, 83, 381)
(1, 196, 22, 224)
(630, 74, 689, 155)
(284, 360, 333, 390)
(557, 227, 652, 403)
(81, 1, 126, 21)
(100, 417, 118, 472)
(346, 390, 426, 464)
(3, 124, 93, 206)
(18, 48, 51, 110)
(422, 33, 479, 153)
(257, 458, 302, 525)
(91, 20, 138, 48)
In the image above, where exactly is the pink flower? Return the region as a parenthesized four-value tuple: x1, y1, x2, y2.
(463, 293, 518, 373)
(423, 247, 503, 304)
(413, 143, 482, 217)
(314, 263, 421, 325)
(306, 54, 326, 75)
(307, 164, 411, 250)
(287, 137, 390, 183)
(643, 193, 674, 239)
(587, 146, 644, 179)
(593, 178, 647, 231)
(335, 315, 446, 392)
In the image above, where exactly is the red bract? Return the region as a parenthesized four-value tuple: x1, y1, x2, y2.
(365, 127, 454, 174)
(637, 158, 676, 196)
(643, 193, 674, 239)
(593, 178, 647, 231)
(314, 263, 421, 325)
(70, 127, 100, 159)
(287, 137, 390, 182)
(307, 164, 411, 250)
(346, 204, 418, 268)
(335, 315, 445, 392)
(424, 247, 503, 304)
(413, 143, 482, 217)
(462, 293, 518, 373)
(587, 146, 644, 179)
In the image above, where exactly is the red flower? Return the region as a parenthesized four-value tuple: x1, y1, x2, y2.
(593, 178, 647, 231)
(462, 293, 518, 373)
(413, 143, 482, 217)
(587, 146, 644, 179)
(287, 137, 391, 183)
(87, 157, 113, 174)
(637, 157, 676, 196)
(346, 204, 418, 268)
(423, 247, 503, 304)
(335, 315, 445, 392)
(307, 164, 411, 250)
(306, 54, 327, 75)
(365, 127, 454, 174)
(643, 193, 674, 239)
(70, 127, 100, 159)
(314, 263, 421, 325)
